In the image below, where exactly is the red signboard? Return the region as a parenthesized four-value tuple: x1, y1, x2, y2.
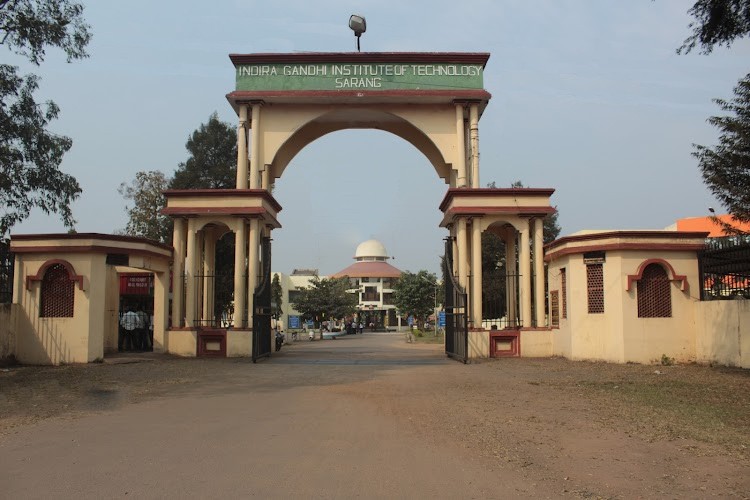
(120, 273, 153, 295)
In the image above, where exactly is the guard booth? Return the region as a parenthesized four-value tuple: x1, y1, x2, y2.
(8, 234, 171, 365)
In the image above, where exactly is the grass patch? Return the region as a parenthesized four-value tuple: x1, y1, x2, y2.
(572, 366, 750, 454)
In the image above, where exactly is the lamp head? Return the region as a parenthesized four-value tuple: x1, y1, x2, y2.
(349, 14, 366, 37)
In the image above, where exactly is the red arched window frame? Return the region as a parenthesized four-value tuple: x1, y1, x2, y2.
(626, 259, 687, 292)
(627, 259, 686, 319)
(26, 260, 85, 318)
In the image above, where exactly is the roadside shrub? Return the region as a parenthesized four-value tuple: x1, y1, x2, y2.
(660, 354, 675, 366)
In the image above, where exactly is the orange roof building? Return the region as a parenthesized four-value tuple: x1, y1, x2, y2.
(671, 215, 750, 237)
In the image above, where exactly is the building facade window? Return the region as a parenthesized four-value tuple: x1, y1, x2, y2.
(40, 263, 75, 317)
(288, 290, 303, 304)
(637, 263, 672, 318)
(362, 286, 379, 302)
(586, 263, 604, 314)
(550, 290, 560, 328)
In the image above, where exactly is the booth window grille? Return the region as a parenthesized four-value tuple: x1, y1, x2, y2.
(550, 290, 560, 328)
(560, 268, 567, 319)
(40, 264, 75, 317)
(586, 263, 604, 314)
(637, 264, 672, 318)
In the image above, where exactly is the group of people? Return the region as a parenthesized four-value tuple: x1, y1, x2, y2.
(346, 320, 364, 335)
(119, 305, 152, 352)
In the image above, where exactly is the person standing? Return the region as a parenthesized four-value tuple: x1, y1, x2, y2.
(119, 305, 138, 351)
(406, 315, 415, 343)
(135, 307, 149, 351)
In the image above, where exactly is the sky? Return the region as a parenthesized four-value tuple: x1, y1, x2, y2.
(8, 0, 750, 277)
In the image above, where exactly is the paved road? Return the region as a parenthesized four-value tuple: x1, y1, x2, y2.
(0, 334, 526, 499)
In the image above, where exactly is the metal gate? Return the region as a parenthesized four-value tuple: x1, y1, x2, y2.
(443, 237, 468, 362)
(252, 236, 273, 362)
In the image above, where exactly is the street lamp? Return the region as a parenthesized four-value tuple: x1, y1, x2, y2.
(349, 14, 366, 52)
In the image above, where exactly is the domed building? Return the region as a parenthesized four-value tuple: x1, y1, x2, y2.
(331, 239, 402, 329)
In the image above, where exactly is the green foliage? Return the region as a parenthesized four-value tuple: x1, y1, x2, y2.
(170, 112, 237, 190)
(660, 354, 675, 366)
(0, 0, 92, 236)
(482, 229, 506, 317)
(0, 0, 92, 64)
(290, 276, 357, 324)
(694, 73, 750, 228)
(392, 270, 437, 321)
(271, 273, 283, 319)
(118, 170, 171, 243)
(678, 0, 750, 55)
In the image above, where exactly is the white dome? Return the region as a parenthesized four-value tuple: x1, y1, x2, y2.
(354, 239, 389, 260)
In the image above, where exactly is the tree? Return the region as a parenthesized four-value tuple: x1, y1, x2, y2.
(392, 270, 438, 323)
(0, 0, 92, 236)
(169, 112, 237, 190)
(290, 276, 357, 333)
(118, 170, 172, 243)
(121, 114, 238, 241)
(694, 73, 750, 230)
(678, 0, 750, 54)
(271, 273, 283, 320)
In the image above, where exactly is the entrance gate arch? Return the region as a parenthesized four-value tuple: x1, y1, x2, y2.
(163, 52, 553, 361)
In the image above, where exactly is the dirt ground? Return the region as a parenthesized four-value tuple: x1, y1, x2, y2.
(1, 333, 748, 498)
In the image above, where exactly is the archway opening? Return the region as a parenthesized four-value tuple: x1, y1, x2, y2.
(270, 129, 447, 348)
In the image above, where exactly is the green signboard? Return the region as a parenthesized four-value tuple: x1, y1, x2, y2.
(235, 62, 483, 91)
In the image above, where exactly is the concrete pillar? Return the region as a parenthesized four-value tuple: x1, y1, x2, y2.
(12, 254, 23, 304)
(469, 104, 480, 189)
(470, 219, 482, 327)
(505, 232, 517, 327)
(203, 227, 216, 326)
(262, 165, 270, 191)
(457, 218, 468, 292)
(533, 218, 545, 328)
(233, 220, 247, 329)
(171, 218, 186, 328)
(520, 224, 532, 328)
(184, 219, 198, 327)
(152, 269, 169, 352)
(247, 218, 260, 327)
(249, 104, 261, 189)
(195, 230, 205, 323)
(236, 104, 248, 189)
(455, 104, 467, 187)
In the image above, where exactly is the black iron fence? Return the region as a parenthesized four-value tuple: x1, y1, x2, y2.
(0, 240, 13, 304)
(481, 272, 522, 330)
(699, 235, 750, 300)
(191, 273, 236, 328)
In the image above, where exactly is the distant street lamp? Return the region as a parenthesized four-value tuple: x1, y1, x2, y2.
(349, 14, 366, 52)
